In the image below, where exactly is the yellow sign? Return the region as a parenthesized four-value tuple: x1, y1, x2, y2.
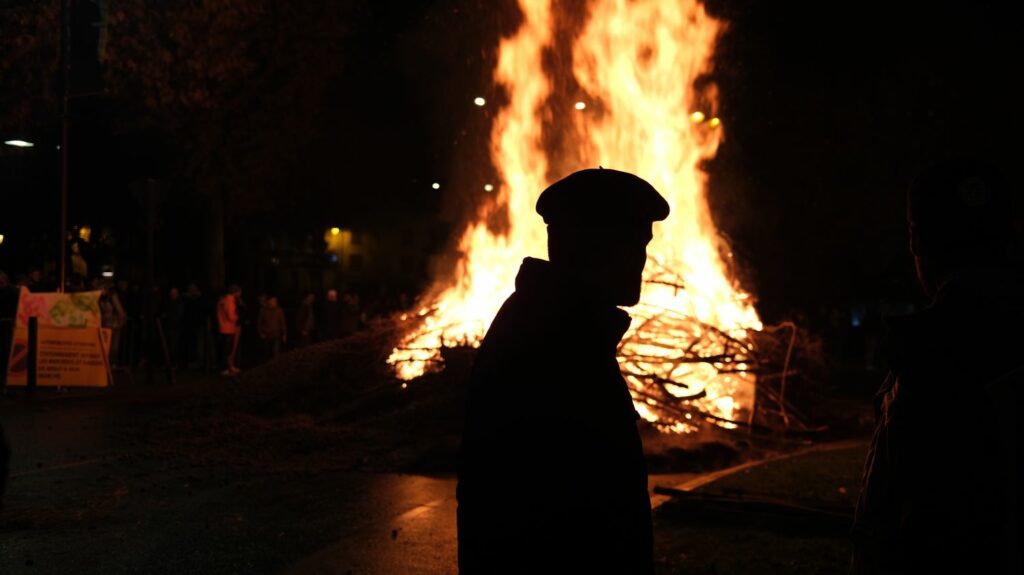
(5, 288, 111, 387)
(6, 326, 112, 387)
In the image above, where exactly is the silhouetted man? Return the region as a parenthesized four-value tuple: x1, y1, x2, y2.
(457, 168, 668, 574)
(852, 159, 1022, 574)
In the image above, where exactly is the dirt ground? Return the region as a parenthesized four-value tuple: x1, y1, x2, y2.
(655, 445, 868, 574)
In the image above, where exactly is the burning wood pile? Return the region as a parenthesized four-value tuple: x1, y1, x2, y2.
(389, 284, 821, 435)
(388, 0, 822, 436)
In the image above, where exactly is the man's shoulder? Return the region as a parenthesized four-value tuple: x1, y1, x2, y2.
(482, 291, 564, 347)
(474, 293, 559, 374)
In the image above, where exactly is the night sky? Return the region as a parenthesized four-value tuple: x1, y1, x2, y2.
(2, 0, 1020, 319)
(349, 0, 1022, 320)
(703, 0, 1021, 320)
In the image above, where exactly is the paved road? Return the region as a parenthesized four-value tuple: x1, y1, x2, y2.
(1, 392, 460, 574)
(0, 390, 695, 575)
(285, 471, 697, 575)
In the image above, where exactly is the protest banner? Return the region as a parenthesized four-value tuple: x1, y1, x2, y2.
(5, 288, 111, 387)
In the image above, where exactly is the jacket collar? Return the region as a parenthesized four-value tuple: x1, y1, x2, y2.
(514, 257, 632, 345)
(884, 266, 1024, 376)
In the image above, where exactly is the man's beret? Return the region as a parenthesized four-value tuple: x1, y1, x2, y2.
(535, 168, 670, 226)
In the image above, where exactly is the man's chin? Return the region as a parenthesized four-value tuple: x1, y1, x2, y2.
(615, 291, 642, 307)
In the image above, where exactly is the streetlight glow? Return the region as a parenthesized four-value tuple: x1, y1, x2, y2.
(474, 97, 486, 107)
(0, 234, 5, 245)
(330, 227, 341, 236)
(4, 139, 34, 148)
(690, 111, 706, 123)
(484, 184, 494, 192)
(708, 117, 721, 128)
(574, 101, 587, 110)
(432, 182, 441, 190)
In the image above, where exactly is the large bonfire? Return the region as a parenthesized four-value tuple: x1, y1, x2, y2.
(388, 0, 764, 433)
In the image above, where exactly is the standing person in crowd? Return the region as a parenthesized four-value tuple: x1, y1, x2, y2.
(257, 296, 287, 359)
(0, 270, 13, 308)
(0, 271, 16, 317)
(0, 271, 17, 379)
(0, 270, 12, 502)
(164, 287, 185, 368)
(98, 281, 127, 368)
(238, 291, 256, 368)
(0, 275, 13, 502)
(1, 417, 8, 509)
(321, 288, 341, 340)
(339, 292, 361, 337)
(142, 284, 163, 367)
(217, 285, 242, 375)
(182, 284, 205, 368)
(26, 268, 44, 291)
(116, 280, 142, 367)
(852, 158, 1023, 574)
(296, 292, 316, 347)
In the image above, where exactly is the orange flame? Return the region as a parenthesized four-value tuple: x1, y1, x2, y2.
(388, 0, 761, 433)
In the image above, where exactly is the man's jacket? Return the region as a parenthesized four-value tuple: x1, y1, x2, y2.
(457, 258, 653, 574)
(852, 269, 1023, 574)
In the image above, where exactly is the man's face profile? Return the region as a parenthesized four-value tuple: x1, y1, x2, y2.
(552, 221, 654, 307)
(605, 223, 653, 306)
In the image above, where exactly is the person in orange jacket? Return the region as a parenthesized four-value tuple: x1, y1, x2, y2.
(217, 284, 242, 375)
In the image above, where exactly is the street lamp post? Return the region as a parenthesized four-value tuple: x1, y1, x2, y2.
(58, 0, 70, 293)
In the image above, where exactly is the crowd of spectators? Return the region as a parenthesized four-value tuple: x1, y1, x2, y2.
(0, 267, 412, 379)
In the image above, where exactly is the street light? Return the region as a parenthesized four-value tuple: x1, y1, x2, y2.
(484, 184, 494, 192)
(474, 97, 486, 107)
(574, 101, 587, 110)
(432, 182, 441, 190)
(0, 234, 5, 245)
(4, 139, 35, 148)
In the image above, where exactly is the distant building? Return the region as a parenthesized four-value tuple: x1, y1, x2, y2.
(257, 214, 449, 306)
